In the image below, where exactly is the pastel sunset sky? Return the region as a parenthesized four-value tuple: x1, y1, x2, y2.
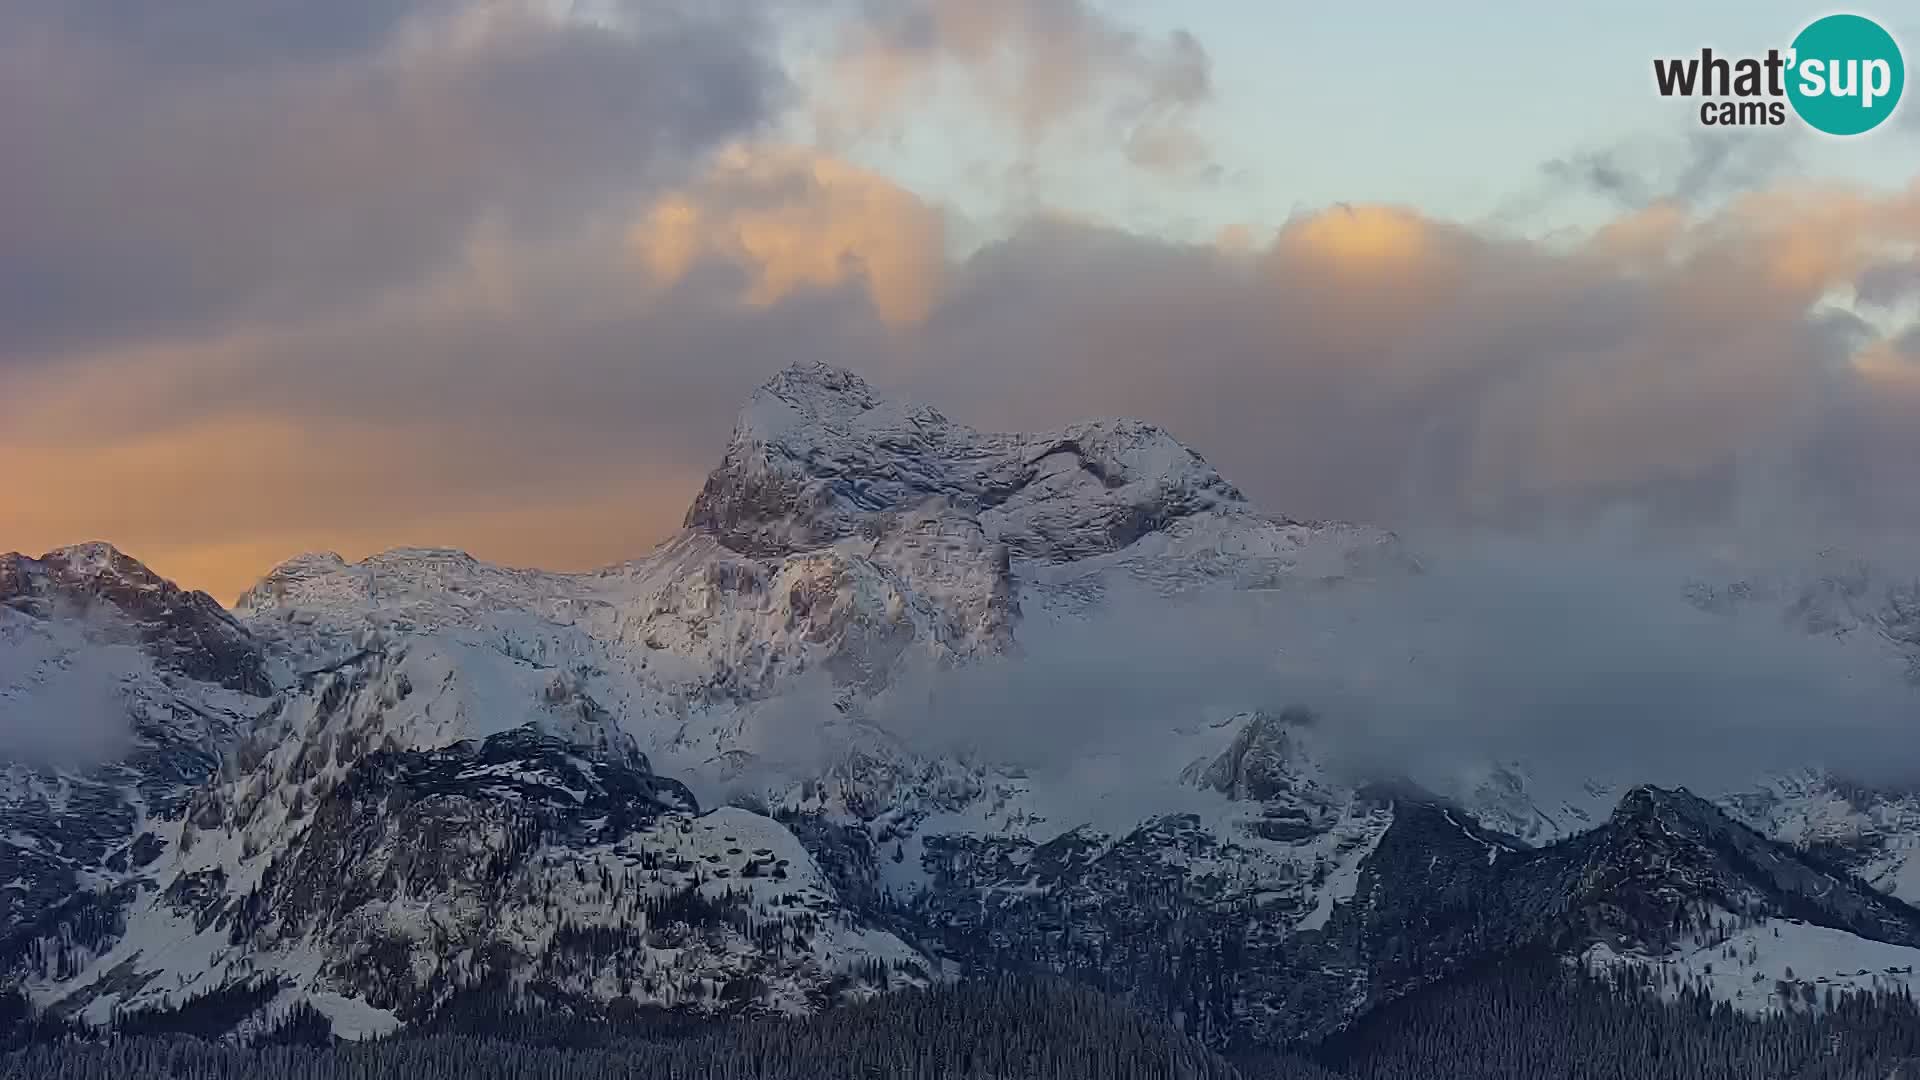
(3, 0, 1918, 601)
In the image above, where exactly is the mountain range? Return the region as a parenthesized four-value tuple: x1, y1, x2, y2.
(5, 361, 1920, 1054)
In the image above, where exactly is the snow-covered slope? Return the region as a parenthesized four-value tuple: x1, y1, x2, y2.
(0, 545, 274, 967)
(1587, 915, 1920, 1016)
(21, 632, 924, 1035)
(1721, 772, 1920, 903)
(4, 537, 936, 1037)
(236, 536, 1002, 788)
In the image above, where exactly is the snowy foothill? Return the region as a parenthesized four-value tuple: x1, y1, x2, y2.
(1586, 915, 1920, 1016)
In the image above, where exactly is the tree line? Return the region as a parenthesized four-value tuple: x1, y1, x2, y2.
(6, 958, 1920, 1078)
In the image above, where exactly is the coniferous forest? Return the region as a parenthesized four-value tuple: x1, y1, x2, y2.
(1312, 952, 1920, 1080)
(6, 959, 1920, 1079)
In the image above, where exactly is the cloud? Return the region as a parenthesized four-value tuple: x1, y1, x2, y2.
(4, 0, 445, 68)
(11, 163, 1920, 600)
(630, 143, 949, 325)
(867, 582, 1286, 769)
(1854, 260, 1920, 309)
(0, 608, 142, 766)
(0, 153, 899, 599)
(892, 184, 1920, 541)
(0, 0, 807, 597)
(0, 0, 782, 363)
(856, 533, 1920, 800)
(1269, 535, 1920, 792)
(823, 0, 1215, 178)
(1540, 130, 1803, 212)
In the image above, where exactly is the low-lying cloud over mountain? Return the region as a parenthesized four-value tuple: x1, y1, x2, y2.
(860, 532, 1920, 803)
(0, 614, 140, 766)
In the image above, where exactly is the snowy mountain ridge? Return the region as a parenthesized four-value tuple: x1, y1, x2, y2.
(7, 362, 1920, 1049)
(10, 627, 925, 1036)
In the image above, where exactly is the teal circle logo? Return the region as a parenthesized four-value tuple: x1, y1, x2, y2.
(1787, 14, 1904, 135)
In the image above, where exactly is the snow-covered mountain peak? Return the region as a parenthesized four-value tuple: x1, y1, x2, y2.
(4, 543, 224, 619)
(237, 548, 496, 613)
(235, 547, 592, 647)
(222, 367, 1410, 807)
(740, 360, 891, 433)
(3, 543, 270, 697)
(6, 541, 168, 597)
(38, 541, 139, 579)
(685, 362, 1251, 563)
(1608, 783, 1713, 830)
(1183, 706, 1327, 803)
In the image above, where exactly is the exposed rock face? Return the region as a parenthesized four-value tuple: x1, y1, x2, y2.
(1572, 787, 1920, 949)
(1301, 786, 1920, 1041)
(174, 727, 705, 1017)
(1192, 707, 1320, 804)
(829, 782, 1920, 1047)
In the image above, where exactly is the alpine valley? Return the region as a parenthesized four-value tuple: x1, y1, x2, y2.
(6, 363, 1920, 1062)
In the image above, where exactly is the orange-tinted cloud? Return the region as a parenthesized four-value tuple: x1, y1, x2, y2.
(895, 184, 1920, 541)
(1710, 182, 1920, 296)
(629, 144, 949, 326)
(1852, 335, 1920, 389)
(11, 170, 1920, 601)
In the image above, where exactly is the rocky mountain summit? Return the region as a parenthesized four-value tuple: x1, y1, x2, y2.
(686, 362, 1247, 564)
(6, 363, 1920, 1051)
(3, 542, 270, 696)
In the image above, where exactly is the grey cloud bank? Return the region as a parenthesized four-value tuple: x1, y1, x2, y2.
(0, 0, 782, 363)
(862, 534, 1920, 801)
